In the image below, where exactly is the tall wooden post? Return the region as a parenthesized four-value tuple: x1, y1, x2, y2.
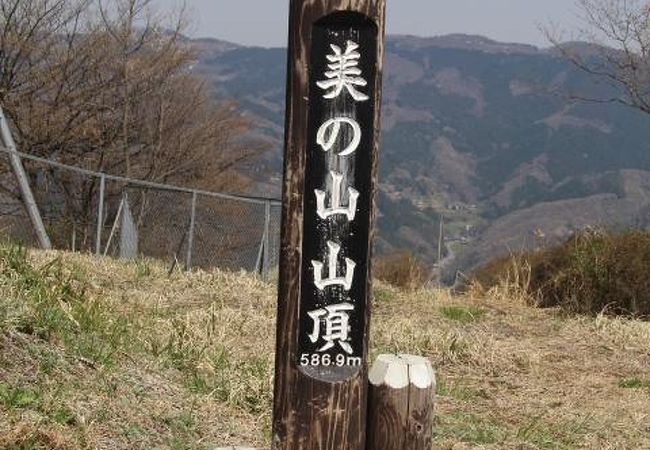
(272, 1, 386, 449)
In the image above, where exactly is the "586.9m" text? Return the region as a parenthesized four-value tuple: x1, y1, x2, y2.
(300, 353, 362, 367)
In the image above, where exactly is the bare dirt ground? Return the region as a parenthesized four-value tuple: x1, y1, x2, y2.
(0, 247, 648, 449)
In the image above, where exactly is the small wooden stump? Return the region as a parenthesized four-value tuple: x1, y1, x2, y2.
(366, 354, 436, 450)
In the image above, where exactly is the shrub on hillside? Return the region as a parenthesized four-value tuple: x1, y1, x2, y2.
(473, 229, 650, 318)
(374, 252, 427, 290)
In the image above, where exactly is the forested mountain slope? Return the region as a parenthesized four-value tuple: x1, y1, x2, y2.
(192, 34, 650, 273)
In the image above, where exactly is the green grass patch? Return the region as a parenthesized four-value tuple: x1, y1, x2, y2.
(165, 411, 199, 450)
(440, 306, 486, 323)
(619, 378, 650, 390)
(434, 410, 591, 448)
(188, 349, 272, 415)
(50, 406, 77, 425)
(516, 414, 592, 449)
(433, 411, 507, 445)
(0, 243, 129, 366)
(372, 286, 396, 304)
(436, 376, 486, 402)
(0, 383, 40, 410)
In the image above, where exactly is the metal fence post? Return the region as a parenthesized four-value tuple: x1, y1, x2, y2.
(95, 174, 105, 256)
(262, 200, 271, 281)
(255, 234, 264, 276)
(0, 106, 52, 249)
(185, 191, 198, 271)
(0, 140, 282, 274)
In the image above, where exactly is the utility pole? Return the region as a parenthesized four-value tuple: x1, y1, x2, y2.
(0, 106, 52, 249)
(272, 1, 386, 449)
(437, 213, 444, 263)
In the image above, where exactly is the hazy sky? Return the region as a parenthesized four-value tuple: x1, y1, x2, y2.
(156, 0, 580, 48)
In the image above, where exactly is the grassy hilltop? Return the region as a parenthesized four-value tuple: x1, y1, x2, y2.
(0, 244, 649, 449)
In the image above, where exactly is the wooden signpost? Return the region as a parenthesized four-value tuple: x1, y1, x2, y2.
(272, 1, 386, 449)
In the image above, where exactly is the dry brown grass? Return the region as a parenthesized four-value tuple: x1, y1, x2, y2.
(0, 245, 649, 449)
(473, 229, 650, 318)
(373, 285, 650, 449)
(374, 251, 428, 290)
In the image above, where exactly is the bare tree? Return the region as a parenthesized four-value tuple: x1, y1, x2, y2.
(547, 0, 650, 114)
(0, 0, 262, 247)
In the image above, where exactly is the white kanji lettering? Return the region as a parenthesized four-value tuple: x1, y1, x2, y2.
(308, 303, 354, 354)
(316, 117, 361, 157)
(315, 171, 359, 221)
(312, 241, 355, 291)
(317, 40, 369, 102)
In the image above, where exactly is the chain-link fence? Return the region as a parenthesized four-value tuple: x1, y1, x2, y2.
(0, 147, 282, 278)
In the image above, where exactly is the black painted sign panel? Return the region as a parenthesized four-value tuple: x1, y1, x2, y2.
(298, 12, 379, 382)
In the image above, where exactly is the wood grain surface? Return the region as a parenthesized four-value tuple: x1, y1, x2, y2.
(366, 355, 436, 450)
(272, 1, 386, 449)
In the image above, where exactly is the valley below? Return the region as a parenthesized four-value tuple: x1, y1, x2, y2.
(191, 33, 650, 277)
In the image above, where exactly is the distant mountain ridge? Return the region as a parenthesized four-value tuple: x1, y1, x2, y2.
(191, 33, 650, 277)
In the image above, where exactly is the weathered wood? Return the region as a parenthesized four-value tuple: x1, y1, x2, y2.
(366, 355, 436, 450)
(272, 1, 386, 449)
